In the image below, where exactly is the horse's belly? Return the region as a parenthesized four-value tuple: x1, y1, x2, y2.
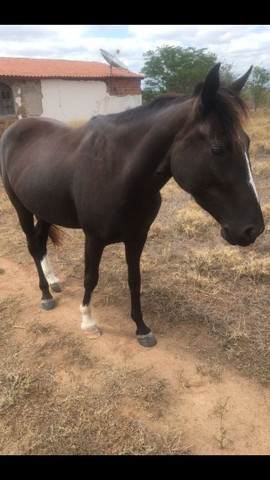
(35, 207, 80, 228)
(28, 199, 79, 228)
(11, 179, 80, 228)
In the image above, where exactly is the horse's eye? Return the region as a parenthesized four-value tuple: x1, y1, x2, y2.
(210, 145, 225, 156)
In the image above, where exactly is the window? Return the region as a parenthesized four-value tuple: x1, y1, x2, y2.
(0, 83, 15, 115)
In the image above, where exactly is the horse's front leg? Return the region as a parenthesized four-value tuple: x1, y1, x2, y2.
(80, 234, 105, 339)
(125, 235, 157, 348)
(41, 254, 61, 293)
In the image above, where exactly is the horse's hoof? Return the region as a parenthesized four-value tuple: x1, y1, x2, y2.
(83, 325, 102, 339)
(41, 298, 56, 310)
(51, 282, 62, 293)
(137, 331, 157, 348)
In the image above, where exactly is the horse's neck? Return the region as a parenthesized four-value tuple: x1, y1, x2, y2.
(123, 99, 193, 197)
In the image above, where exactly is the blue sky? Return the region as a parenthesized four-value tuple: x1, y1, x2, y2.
(0, 25, 269, 76)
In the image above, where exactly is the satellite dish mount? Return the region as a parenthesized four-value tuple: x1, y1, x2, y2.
(100, 49, 128, 71)
(100, 49, 128, 94)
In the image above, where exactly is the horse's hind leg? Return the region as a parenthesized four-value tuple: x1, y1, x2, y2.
(16, 207, 56, 310)
(125, 234, 157, 348)
(35, 219, 61, 293)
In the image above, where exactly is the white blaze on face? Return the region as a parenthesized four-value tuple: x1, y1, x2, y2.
(41, 254, 59, 285)
(244, 151, 259, 201)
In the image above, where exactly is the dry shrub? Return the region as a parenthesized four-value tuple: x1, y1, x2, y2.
(253, 160, 270, 177)
(234, 256, 270, 283)
(187, 246, 242, 280)
(187, 246, 270, 284)
(0, 369, 37, 411)
(67, 119, 88, 128)
(248, 109, 270, 156)
(262, 202, 270, 216)
(176, 203, 216, 239)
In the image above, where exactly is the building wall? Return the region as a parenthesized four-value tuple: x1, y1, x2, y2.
(0, 77, 142, 128)
(105, 77, 141, 96)
(0, 78, 43, 136)
(40, 78, 142, 123)
(13, 79, 43, 117)
(0, 78, 43, 118)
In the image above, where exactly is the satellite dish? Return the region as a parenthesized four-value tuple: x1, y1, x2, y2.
(100, 49, 128, 70)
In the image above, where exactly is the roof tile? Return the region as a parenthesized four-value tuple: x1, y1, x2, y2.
(0, 57, 144, 80)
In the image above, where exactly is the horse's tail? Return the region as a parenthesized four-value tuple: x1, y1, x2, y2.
(48, 224, 63, 247)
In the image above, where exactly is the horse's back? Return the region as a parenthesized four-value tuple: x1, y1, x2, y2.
(1, 117, 69, 171)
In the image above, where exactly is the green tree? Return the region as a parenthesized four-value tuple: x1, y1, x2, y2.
(220, 63, 237, 84)
(141, 45, 217, 102)
(247, 66, 270, 110)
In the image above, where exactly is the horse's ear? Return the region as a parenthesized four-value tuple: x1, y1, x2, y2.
(193, 81, 203, 96)
(229, 66, 253, 94)
(198, 63, 221, 113)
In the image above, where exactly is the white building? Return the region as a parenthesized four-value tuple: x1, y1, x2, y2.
(0, 57, 143, 133)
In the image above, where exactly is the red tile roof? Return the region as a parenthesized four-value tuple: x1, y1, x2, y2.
(0, 57, 144, 80)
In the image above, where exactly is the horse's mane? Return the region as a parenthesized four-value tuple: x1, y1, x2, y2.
(212, 85, 248, 142)
(144, 93, 190, 109)
(94, 83, 248, 140)
(105, 93, 190, 123)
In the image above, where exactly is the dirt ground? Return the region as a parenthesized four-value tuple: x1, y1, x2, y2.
(1, 253, 270, 455)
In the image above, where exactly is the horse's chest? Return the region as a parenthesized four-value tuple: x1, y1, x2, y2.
(88, 195, 161, 243)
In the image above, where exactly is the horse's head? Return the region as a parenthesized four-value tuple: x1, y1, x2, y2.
(171, 63, 264, 247)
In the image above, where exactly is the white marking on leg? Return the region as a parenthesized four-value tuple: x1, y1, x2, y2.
(41, 254, 59, 285)
(80, 303, 96, 329)
(244, 151, 259, 201)
(80, 304, 101, 338)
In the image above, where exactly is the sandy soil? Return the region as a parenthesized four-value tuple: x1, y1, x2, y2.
(1, 255, 270, 455)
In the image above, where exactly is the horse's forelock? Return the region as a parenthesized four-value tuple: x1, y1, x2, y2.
(212, 86, 248, 142)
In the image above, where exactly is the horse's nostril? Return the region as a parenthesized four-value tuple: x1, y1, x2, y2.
(222, 225, 230, 236)
(222, 223, 264, 246)
(242, 225, 259, 243)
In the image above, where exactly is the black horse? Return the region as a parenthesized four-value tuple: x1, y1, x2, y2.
(0, 64, 264, 347)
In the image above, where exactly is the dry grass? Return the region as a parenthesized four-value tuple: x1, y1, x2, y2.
(0, 277, 190, 454)
(175, 203, 216, 239)
(248, 109, 270, 158)
(0, 349, 190, 455)
(68, 120, 88, 128)
(213, 397, 230, 449)
(253, 160, 270, 177)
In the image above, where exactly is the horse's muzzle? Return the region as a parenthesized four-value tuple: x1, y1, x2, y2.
(221, 222, 265, 247)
